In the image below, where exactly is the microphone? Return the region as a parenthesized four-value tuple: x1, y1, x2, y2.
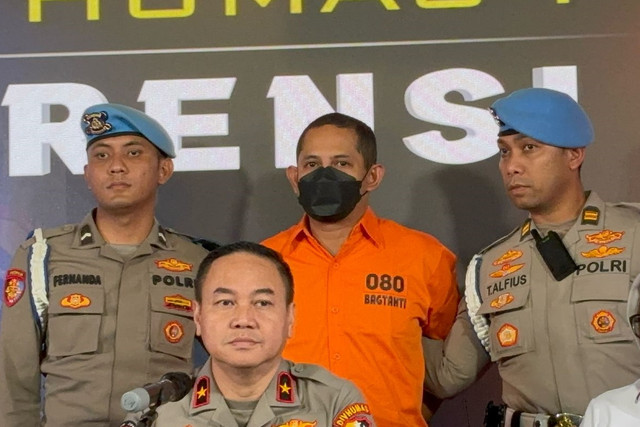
(121, 372, 194, 412)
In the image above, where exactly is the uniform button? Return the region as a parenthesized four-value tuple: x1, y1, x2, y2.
(333, 263, 339, 269)
(331, 307, 339, 314)
(333, 353, 341, 360)
(293, 365, 303, 374)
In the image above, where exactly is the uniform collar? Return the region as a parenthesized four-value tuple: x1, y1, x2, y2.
(518, 191, 606, 244)
(187, 359, 301, 425)
(282, 207, 383, 255)
(71, 209, 172, 251)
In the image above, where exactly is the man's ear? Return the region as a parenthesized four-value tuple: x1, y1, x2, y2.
(286, 303, 295, 339)
(286, 166, 300, 196)
(158, 158, 174, 185)
(83, 164, 91, 190)
(566, 147, 586, 171)
(194, 301, 202, 337)
(361, 164, 385, 193)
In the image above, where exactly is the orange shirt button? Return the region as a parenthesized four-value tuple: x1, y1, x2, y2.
(332, 262, 339, 269)
(333, 353, 341, 360)
(331, 307, 339, 314)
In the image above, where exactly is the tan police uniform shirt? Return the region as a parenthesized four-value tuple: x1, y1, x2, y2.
(0, 211, 209, 426)
(425, 192, 640, 415)
(150, 358, 376, 427)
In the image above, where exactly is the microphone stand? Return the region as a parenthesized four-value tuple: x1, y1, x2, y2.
(120, 400, 160, 427)
(134, 406, 159, 427)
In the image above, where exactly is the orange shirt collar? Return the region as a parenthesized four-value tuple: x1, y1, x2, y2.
(283, 207, 384, 255)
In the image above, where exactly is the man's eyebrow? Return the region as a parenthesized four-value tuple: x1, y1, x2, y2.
(212, 287, 236, 295)
(252, 288, 275, 297)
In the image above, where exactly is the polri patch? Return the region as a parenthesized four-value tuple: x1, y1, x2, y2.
(276, 371, 294, 403)
(497, 323, 518, 347)
(4, 269, 26, 307)
(591, 310, 616, 333)
(60, 293, 91, 309)
(164, 320, 184, 343)
(193, 376, 210, 408)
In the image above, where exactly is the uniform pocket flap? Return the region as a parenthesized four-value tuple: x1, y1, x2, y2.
(488, 307, 534, 361)
(571, 274, 629, 302)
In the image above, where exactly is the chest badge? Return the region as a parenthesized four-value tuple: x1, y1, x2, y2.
(585, 230, 624, 244)
(490, 250, 525, 278)
(273, 421, 318, 427)
(164, 320, 184, 343)
(581, 245, 625, 258)
(164, 294, 193, 312)
(60, 293, 91, 309)
(490, 292, 514, 309)
(155, 258, 193, 272)
(497, 323, 518, 347)
(591, 310, 616, 333)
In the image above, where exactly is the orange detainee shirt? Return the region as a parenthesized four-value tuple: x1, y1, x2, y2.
(263, 208, 459, 426)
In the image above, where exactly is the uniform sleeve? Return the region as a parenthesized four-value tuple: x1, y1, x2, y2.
(331, 381, 377, 427)
(423, 298, 491, 398)
(0, 245, 43, 426)
(423, 245, 460, 339)
(579, 399, 598, 427)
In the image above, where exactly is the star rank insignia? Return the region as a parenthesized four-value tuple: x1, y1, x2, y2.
(192, 376, 210, 408)
(277, 371, 294, 403)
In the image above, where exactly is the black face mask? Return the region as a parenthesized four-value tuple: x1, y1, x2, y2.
(297, 167, 364, 223)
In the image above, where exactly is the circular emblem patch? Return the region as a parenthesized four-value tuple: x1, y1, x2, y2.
(497, 323, 518, 347)
(164, 320, 184, 343)
(591, 310, 616, 333)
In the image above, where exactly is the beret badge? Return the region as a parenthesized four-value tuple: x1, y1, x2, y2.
(83, 111, 112, 136)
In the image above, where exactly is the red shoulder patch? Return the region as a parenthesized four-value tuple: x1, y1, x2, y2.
(4, 269, 26, 307)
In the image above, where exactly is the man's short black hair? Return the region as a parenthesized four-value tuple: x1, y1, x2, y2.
(296, 112, 377, 171)
(194, 241, 294, 305)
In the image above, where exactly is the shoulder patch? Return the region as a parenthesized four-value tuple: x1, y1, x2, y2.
(4, 269, 26, 307)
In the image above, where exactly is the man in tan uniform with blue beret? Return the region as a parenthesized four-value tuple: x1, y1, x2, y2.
(139, 241, 375, 427)
(0, 103, 212, 426)
(424, 88, 640, 426)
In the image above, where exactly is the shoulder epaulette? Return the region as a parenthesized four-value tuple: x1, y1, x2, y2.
(20, 224, 75, 249)
(476, 225, 521, 256)
(612, 202, 640, 215)
(290, 363, 344, 388)
(162, 227, 220, 251)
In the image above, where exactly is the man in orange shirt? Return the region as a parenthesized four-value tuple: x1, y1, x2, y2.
(263, 112, 459, 426)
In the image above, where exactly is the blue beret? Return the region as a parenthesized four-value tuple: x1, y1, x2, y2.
(490, 88, 594, 148)
(81, 103, 176, 158)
